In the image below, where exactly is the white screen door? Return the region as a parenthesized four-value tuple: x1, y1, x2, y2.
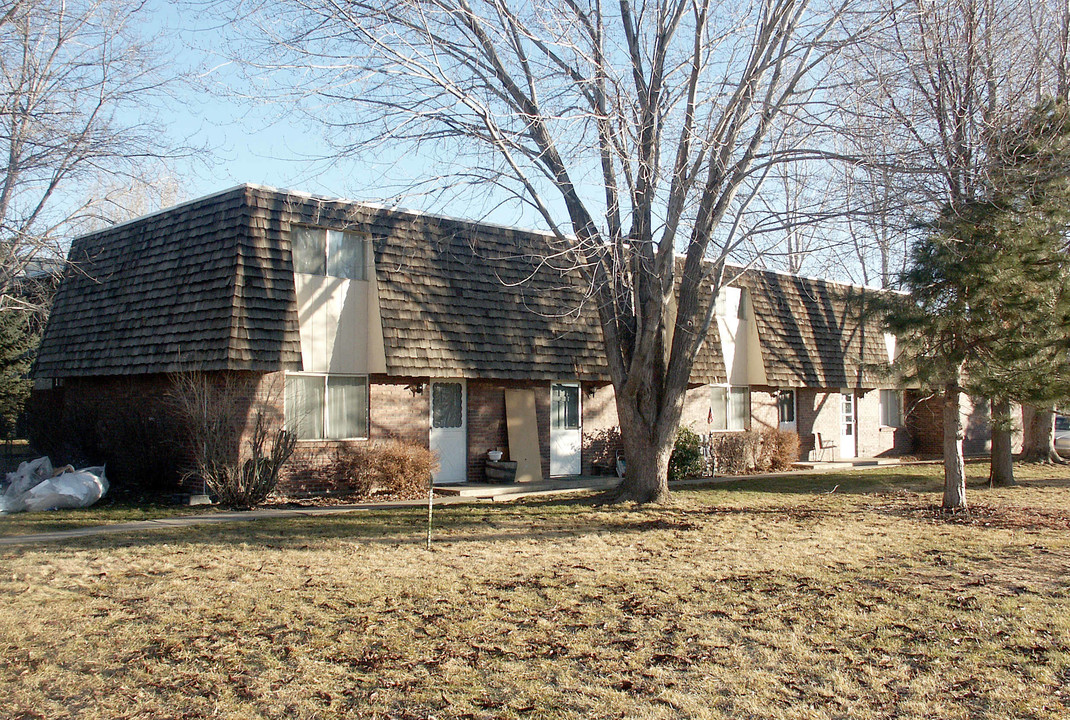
(840, 392, 856, 459)
(430, 379, 467, 483)
(550, 382, 582, 476)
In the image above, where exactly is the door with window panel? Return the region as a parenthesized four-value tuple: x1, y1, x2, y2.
(430, 379, 467, 483)
(840, 392, 856, 459)
(550, 383, 582, 476)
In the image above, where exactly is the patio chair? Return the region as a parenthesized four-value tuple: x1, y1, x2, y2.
(813, 432, 837, 461)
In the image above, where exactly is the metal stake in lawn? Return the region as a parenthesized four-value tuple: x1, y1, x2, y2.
(426, 471, 434, 550)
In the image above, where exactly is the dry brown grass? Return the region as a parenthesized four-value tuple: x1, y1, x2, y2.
(1, 462, 1069, 719)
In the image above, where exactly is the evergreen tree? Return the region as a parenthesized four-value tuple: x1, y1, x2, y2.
(0, 309, 36, 437)
(983, 100, 1070, 477)
(886, 99, 1070, 508)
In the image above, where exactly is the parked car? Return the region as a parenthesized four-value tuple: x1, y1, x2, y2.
(1055, 415, 1070, 457)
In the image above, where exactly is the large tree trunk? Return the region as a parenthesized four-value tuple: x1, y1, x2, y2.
(612, 381, 681, 504)
(1020, 404, 1063, 463)
(989, 397, 1015, 486)
(943, 380, 967, 509)
(615, 425, 675, 504)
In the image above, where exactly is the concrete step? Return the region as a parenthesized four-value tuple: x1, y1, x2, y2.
(793, 458, 914, 471)
(435, 476, 621, 501)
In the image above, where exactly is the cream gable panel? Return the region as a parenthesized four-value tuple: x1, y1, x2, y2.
(295, 244, 387, 374)
(715, 287, 767, 386)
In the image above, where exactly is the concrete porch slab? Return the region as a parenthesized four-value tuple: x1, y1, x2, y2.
(793, 457, 935, 471)
(434, 476, 621, 501)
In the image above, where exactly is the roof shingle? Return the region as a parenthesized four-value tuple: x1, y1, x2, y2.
(34, 184, 892, 388)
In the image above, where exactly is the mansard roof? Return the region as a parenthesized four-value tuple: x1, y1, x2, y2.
(36, 184, 892, 388)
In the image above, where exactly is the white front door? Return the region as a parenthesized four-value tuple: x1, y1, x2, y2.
(550, 382, 582, 476)
(430, 379, 467, 483)
(840, 392, 856, 459)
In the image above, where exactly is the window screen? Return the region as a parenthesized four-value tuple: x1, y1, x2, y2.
(728, 387, 749, 430)
(710, 386, 728, 430)
(778, 390, 796, 424)
(285, 374, 325, 440)
(880, 389, 902, 428)
(327, 230, 366, 280)
(286, 374, 368, 439)
(327, 376, 368, 438)
(551, 384, 580, 430)
(291, 227, 326, 275)
(432, 382, 463, 428)
(711, 386, 748, 431)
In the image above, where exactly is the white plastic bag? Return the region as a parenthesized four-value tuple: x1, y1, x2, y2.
(0, 457, 108, 514)
(3, 456, 54, 498)
(21, 467, 108, 512)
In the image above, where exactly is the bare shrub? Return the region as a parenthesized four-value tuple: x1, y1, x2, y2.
(764, 429, 800, 471)
(711, 433, 755, 475)
(331, 442, 438, 499)
(170, 372, 295, 507)
(714, 429, 801, 475)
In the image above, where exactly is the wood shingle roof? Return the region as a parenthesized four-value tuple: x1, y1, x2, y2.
(34, 184, 892, 388)
(736, 267, 893, 388)
(35, 186, 301, 376)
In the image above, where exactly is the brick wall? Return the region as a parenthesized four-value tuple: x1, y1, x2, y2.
(906, 391, 1020, 457)
(750, 390, 779, 433)
(855, 390, 911, 457)
(535, 385, 551, 479)
(27, 372, 262, 494)
(679, 384, 710, 429)
(270, 374, 431, 494)
(582, 383, 620, 475)
(794, 389, 911, 461)
(28, 370, 439, 497)
(466, 380, 510, 482)
(32, 369, 929, 497)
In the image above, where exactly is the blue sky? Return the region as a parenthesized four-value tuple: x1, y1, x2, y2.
(152, 1, 544, 229)
(159, 5, 363, 199)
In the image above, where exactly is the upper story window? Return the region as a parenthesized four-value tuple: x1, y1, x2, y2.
(291, 227, 367, 280)
(714, 288, 729, 317)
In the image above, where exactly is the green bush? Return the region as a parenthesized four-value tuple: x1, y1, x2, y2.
(669, 426, 707, 481)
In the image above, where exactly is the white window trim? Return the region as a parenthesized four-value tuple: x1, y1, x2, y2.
(880, 389, 904, 429)
(285, 371, 370, 441)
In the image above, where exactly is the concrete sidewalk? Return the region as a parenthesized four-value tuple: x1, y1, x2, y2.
(0, 496, 478, 547)
(0, 459, 936, 547)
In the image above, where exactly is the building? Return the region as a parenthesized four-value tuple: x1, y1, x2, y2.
(31, 184, 917, 493)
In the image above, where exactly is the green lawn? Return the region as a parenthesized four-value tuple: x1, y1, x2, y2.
(1, 462, 1068, 719)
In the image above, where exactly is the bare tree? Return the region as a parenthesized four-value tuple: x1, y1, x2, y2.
(227, 0, 879, 502)
(0, 0, 184, 313)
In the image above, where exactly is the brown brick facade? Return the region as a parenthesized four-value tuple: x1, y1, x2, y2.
(787, 388, 913, 461)
(905, 391, 1020, 458)
(31, 369, 943, 497)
